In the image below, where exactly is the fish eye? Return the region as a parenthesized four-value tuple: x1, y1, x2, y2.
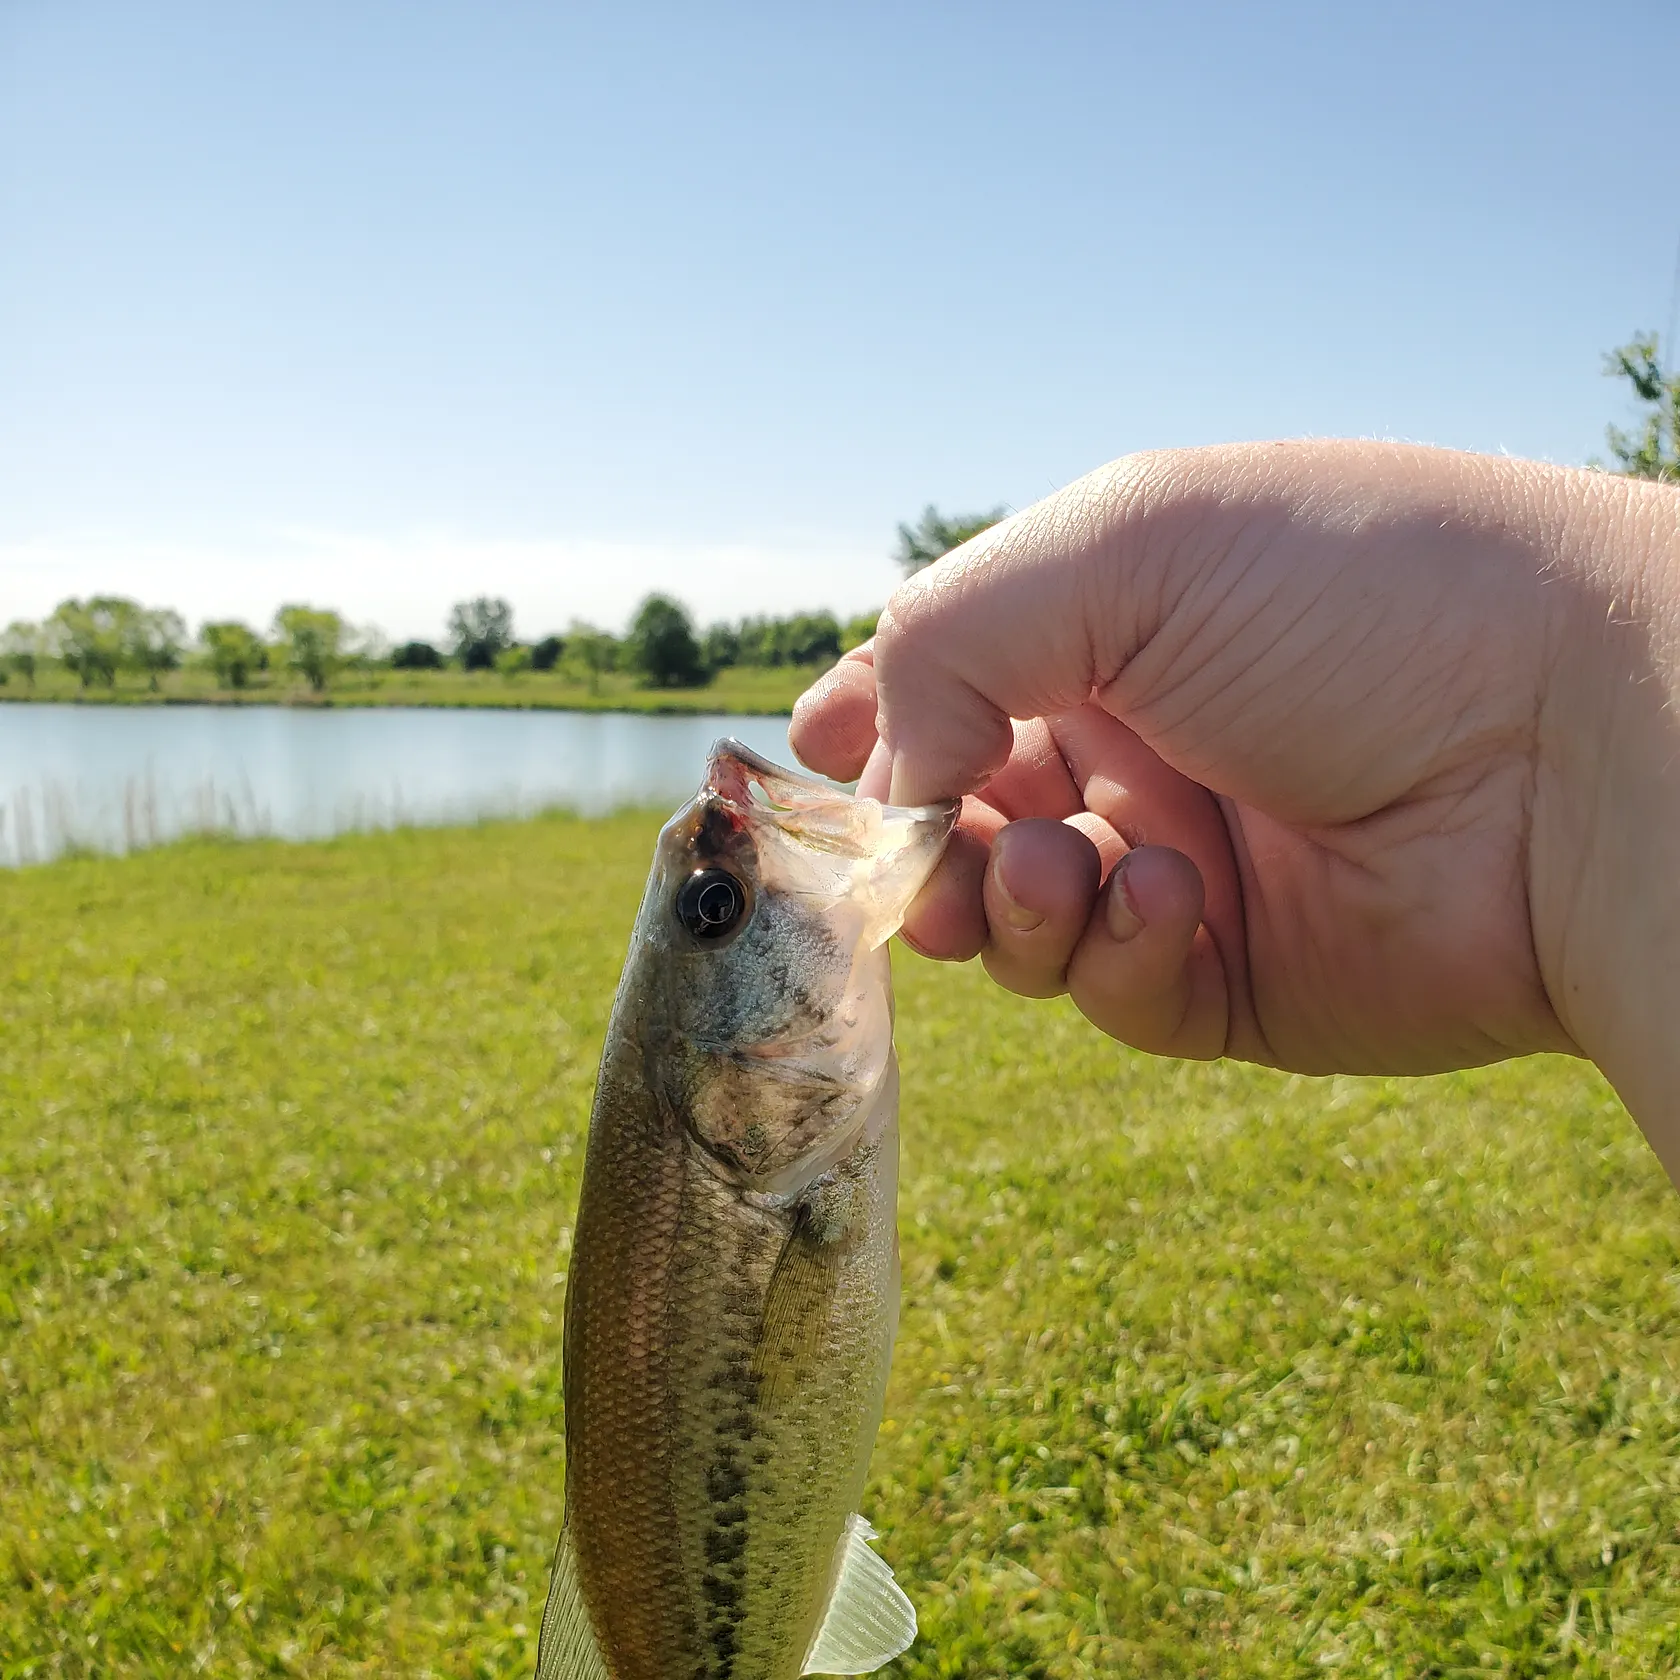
(676, 868, 748, 942)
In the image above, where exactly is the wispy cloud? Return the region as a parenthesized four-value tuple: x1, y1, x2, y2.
(0, 528, 900, 640)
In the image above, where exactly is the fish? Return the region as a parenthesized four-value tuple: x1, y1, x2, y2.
(535, 739, 957, 1680)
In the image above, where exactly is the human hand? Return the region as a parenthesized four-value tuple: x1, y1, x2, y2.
(793, 443, 1680, 1153)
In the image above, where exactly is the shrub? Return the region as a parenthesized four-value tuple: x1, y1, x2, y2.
(391, 640, 444, 670)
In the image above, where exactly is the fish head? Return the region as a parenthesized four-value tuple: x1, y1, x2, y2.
(638, 739, 956, 1194)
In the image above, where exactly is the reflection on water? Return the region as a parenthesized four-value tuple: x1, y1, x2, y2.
(0, 705, 794, 868)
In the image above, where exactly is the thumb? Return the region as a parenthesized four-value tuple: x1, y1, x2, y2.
(878, 452, 1191, 807)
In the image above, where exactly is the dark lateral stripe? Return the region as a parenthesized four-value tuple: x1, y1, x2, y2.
(696, 1217, 773, 1678)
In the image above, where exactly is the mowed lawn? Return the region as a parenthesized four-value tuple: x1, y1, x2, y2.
(4, 817, 1680, 1678)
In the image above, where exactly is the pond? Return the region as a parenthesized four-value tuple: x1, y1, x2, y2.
(0, 704, 795, 868)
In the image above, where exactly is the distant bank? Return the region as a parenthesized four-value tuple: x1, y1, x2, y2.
(0, 661, 820, 716)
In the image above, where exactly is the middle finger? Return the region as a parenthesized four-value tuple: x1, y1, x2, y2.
(980, 818, 1103, 997)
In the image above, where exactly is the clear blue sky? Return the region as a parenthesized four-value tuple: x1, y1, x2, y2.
(2, 0, 1676, 640)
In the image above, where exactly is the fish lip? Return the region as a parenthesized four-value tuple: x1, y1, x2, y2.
(704, 736, 960, 831)
(704, 737, 824, 802)
(703, 737, 845, 815)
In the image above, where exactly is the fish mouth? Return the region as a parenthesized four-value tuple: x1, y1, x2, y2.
(704, 738, 834, 810)
(703, 739, 958, 949)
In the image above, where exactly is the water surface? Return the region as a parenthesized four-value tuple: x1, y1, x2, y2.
(0, 705, 794, 867)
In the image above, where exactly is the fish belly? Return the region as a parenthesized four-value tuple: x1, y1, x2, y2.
(561, 1071, 901, 1680)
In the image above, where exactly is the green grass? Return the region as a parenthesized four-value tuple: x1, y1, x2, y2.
(4, 818, 1680, 1676)
(0, 662, 817, 715)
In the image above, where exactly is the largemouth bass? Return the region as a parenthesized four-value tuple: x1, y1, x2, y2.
(535, 740, 956, 1680)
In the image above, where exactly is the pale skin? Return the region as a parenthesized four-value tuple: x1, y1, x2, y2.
(790, 442, 1680, 1180)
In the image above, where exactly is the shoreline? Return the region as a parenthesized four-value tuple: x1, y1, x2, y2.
(0, 662, 819, 717)
(0, 692, 795, 717)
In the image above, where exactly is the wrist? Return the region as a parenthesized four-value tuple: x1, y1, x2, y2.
(1531, 470, 1680, 1166)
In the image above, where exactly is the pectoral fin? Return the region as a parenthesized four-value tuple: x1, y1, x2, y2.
(801, 1513, 917, 1676)
(752, 1165, 869, 1406)
(535, 1525, 611, 1680)
(752, 1211, 847, 1404)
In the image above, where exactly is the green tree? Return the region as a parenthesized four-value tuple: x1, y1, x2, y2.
(722, 612, 844, 667)
(842, 610, 879, 650)
(448, 597, 515, 671)
(701, 622, 742, 671)
(563, 625, 619, 696)
(1, 621, 41, 687)
(1604, 333, 1680, 483)
(734, 616, 774, 665)
(390, 640, 443, 670)
(781, 611, 841, 665)
(626, 595, 707, 688)
(124, 607, 187, 690)
(893, 504, 1009, 574)
(47, 596, 135, 687)
(201, 621, 267, 689)
(496, 643, 533, 677)
(274, 604, 347, 693)
(530, 634, 565, 672)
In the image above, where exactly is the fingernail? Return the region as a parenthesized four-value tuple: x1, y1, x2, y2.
(1107, 854, 1144, 942)
(885, 749, 911, 806)
(858, 738, 893, 802)
(887, 748, 939, 808)
(989, 833, 1044, 932)
(993, 871, 1044, 932)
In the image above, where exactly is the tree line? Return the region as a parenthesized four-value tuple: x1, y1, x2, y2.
(0, 593, 896, 695)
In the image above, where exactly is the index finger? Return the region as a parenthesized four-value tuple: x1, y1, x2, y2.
(789, 645, 879, 783)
